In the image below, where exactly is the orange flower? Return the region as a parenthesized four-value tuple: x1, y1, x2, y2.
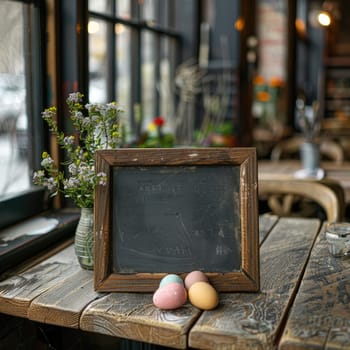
(256, 91, 270, 102)
(254, 75, 265, 85)
(269, 77, 284, 88)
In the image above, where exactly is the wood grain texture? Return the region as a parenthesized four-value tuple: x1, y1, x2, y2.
(259, 214, 278, 244)
(0, 238, 74, 281)
(188, 218, 321, 350)
(4, 216, 344, 349)
(28, 269, 101, 328)
(279, 223, 350, 349)
(80, 292, 201, 349)
(97, 147, 255, 166)
(0, 245, 79, 318)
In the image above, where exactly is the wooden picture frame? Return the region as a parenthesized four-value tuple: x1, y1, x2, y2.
(94, 148, 259, 292)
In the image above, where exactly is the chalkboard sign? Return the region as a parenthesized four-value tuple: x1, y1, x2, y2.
(94, 148, 259, 292)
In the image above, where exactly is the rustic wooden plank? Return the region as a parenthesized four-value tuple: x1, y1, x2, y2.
(0, 245, 80, 318)
(28, 269, 101, 329)
(189, 217, 321, 350)
(0, 238, 74, 281)
(80, 292, 201, 349)
(78, 214, 275, 349)
(0, 209, 79, 275)
(279, 224, 350, 350)
(259, 214, 278, 244)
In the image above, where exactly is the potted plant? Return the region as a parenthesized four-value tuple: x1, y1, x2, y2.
(33, 92, 122, 269)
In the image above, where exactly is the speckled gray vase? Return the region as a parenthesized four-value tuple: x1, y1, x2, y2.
(300, 141, 320, 175)
(74, 207, 94, 270)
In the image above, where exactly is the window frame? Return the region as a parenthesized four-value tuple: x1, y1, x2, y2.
(0, 1, 84, 274)
(88, 0, 183, 139)
(0, 0, 48, 230)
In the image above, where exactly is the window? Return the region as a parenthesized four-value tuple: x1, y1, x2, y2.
(88, 0, 181, 144)
(0, 1, 82, 272)
(0, 0, 47, 228)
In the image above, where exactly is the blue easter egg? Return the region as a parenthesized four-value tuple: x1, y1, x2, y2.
(159, 274, 184, 288)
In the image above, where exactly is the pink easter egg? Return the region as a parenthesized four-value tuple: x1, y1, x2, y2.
(184, 270, 208, 290)
(153, 282, 187, 310)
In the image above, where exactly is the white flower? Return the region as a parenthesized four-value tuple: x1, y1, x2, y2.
(33, 170, 46, 186)
(63, 136, 75, 146)
(73, 111, 84, 121)
(63, 177, 80, 189)
(82, 117, 90, 127)
(41, 156, 54, 167)
(85, 103, 92, 111)
(68, 163, 78, 175)
(107, 102, 123, 112)
(45, 177, 57, 191)
(41, 109, 55, 121)
(67, 92, 82, 103)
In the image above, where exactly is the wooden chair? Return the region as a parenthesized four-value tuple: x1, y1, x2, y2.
(271, 135, 344, 164)
(259, 178, 345, 222)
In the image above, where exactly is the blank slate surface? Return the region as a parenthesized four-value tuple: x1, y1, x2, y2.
(112, 165, 241, 273)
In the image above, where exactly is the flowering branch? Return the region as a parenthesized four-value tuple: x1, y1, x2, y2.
(33, 92, 123, 208)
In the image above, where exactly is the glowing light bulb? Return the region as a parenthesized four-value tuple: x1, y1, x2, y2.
(318, 11, 331, 26)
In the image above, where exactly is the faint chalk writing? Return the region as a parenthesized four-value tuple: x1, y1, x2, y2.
(154, 246, 192, 257)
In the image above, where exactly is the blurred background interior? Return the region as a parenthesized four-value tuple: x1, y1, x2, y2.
(1, 0, 350, 204)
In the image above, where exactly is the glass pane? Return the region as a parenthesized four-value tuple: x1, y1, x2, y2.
(89, 0, 113, 14)
(116, 0, 131, 19)
(0, 1, 29, 198)
(89, 20, 108, 103)
(141, 31, 156, 130)
(158, 0, 174, 27)
(116, 25, 131, 137)
(254, 0, 288, 130)
(160, 37, 175, 133)
(141, 0, 159, 23)
(166, 0, 176, 28)
(256, 1, 288, 81)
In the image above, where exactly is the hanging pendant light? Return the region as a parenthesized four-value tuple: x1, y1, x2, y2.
(317, 11, 332, 26)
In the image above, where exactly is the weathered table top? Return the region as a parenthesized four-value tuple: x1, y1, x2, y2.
(259, 159, 350, 202)
(0, 215, 349, 349)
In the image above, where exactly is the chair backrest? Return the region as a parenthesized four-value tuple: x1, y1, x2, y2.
(271, 136, 344, 164)
(259, 178, 345, 222)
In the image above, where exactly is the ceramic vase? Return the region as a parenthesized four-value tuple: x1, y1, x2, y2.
(300, 141, 320, 175)
(74, 207, 94, 270)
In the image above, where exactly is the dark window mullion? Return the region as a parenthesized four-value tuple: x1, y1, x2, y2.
(154, 32, 161, 117)
(131, 27, 141, 137)
(129, 0, 141, 137)
(107, 20, 116, 101)
(108, 0, 116, 101)
(89, 11, 181, 39)
(23, 3, 46, 171)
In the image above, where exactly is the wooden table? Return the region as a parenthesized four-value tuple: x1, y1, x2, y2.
(0, 215, 349, 349)
(259, 160, 350, 202)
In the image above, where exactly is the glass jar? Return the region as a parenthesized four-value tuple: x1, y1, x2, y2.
(325, 222, 350, 257)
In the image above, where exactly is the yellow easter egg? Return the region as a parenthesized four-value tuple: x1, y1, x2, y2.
(188, 281, 219, 310)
